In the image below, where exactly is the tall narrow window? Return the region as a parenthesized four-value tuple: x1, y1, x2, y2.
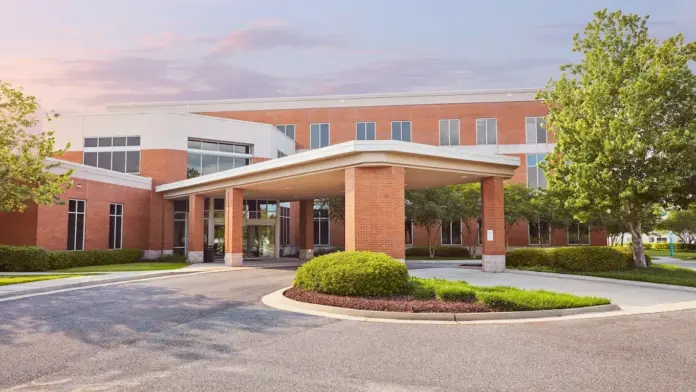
(276, 124, 295, 140)
(568, 222, 590, 245)
(313, 201, 330, 246)
(405, 217, 414, 245)
(439, 119, 460, 146)
(529, 221, 551, 245)
(67, 200, 86, 251)
(310, 123, 330, 149)
(441, 220, 462, 245)
(475, 118, 497, 145)
(356, 122, 376, 140)
(525, 117, 548, 144)
(527, 153, 548, 188)
(280, 202, 291, 246)
(109, 203, 123, 249)
(391, 121, 412, 142)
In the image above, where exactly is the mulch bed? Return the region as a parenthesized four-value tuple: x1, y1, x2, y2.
(284, 287, 494, 313)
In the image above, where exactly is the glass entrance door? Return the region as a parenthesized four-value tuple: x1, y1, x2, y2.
(243, 225, 275, 259)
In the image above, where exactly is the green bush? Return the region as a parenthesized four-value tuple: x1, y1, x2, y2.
(476, 289, 610, 311)
(507, 246, 649, 272)
(0, 245, 143, 272)
(614, 246, 651, 267)
(434, 285, 477, 302)
(294, 251, 409, 296)
(314, 247, 343, 257)
(405, 246, 471, 258)
(506, 248, 553, 268)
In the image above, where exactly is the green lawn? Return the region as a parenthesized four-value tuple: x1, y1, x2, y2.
(54, 262, 188, 273)
(0, 275, 82, 286)
(512, 264, 696, 288)
(645, 249, 696, 261)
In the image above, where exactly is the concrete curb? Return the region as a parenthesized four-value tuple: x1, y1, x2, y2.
(506, 269, 696, 293)
(261, 287, 622, 324)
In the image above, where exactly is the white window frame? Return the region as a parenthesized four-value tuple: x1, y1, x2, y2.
(109, 203, 124, 250)
(527, 153, 548, 189)
(276, 124, 296, 140)
(439, 119, 460, 146)
(83, 136, 141, 174)
(525, 117, 548, 144)
(568, 222, 591, 246)
(528, 220, 552, 246)
(440, 220, 462, 246)
(310, 123, 330, 149)
(313, 201, 330, 246)
(405, 217, 414, 246)
(356, 121, 376, 141)
(391, 121, 412, 142)
(475, 118, 498, 145)
(67, 199, 86, 251)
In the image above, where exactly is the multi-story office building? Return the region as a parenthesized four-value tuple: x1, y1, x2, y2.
(0, 89, 605, 271)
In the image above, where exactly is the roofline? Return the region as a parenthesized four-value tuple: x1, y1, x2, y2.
(107, 88, 541, 110)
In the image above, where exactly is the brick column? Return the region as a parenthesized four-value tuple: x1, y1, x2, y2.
(481, 177, 506, 272)
(187, 194, 205, 263)
(345, 166, 405, 260)
(298, 199, 314, 260)
(224, 188, 244, 266)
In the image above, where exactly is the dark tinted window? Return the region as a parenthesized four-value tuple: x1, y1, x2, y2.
(84, 138, 98, 147)
(112, 151, 126, 172)
(83, 152, 97, 167)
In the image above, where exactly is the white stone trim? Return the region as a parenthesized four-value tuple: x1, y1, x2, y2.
(48, 158, 152, 190)
(187, 251, 204, 263)
(299, 249, 314, 261)
(447, 143, 556, 155)
(224, 253, 243, 266)
(482, 255, 506, 273)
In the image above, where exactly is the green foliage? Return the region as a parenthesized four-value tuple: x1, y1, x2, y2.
(506, 248, 554, 268)
(154, 254, 188, 263)
(506, 246, 646, 272)
(448, 184, 482, 256)
(406, 187, 451, 256)
(314, 247, 343, 257)
(0, 245, 143, 272)
(504, 183, 537, 242)
(660, 207, 696, 245)
(293, 251, 409, 297)
(537, 9, 696, 268)
(0, 81, 73, 212)
(405, 246, 470, 258)
(315, 198, 345, 224)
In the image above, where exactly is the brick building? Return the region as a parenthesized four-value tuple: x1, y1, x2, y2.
(0, 89, 606, 272)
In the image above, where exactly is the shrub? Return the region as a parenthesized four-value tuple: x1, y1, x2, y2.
(0, 245, 143, 272)
(314, 247, 343, 257)
(434, 285, 477, 302)
(506, 248, 553, 268)
(294, 251, 409, 296)
(405, 246, 471, 258)
(155, 254, 188, 263)
(614, 246, 651, 267)
(550, 247, 628, 272)
(476, 289, 610, 311)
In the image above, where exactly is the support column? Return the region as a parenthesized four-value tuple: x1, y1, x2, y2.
(187, 194, 205, 263)
(481, 177, 506, 272)
(224, 188, 244, 266)
(345, 166, 405, 261)
(298, 199, 314, 260)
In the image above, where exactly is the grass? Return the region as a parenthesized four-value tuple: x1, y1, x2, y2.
(0, 275, 82, 286)
(53, 262, 188, 273)
(512, 264, 696, 288)
(405, 256, 480, 261)
(408, 277, 610, 311)
(645, 249, 696, 261)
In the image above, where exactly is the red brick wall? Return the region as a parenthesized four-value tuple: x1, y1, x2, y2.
(481, 177, 506, 255)
(0, 203, 39, 246)
(56, 151, 83, 164)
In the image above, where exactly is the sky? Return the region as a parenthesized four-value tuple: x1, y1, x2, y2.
(2, 0, 695, 112)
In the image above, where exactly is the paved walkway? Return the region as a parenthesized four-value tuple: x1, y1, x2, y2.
(410, 267, 696, 308)
(653, 256, 696, 269)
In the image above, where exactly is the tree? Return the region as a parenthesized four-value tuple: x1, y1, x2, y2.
(0, 81, 72, 212)
(531, 188, 575, 245)
(315, 197, 345, 225)
(503, 183, 537, 248)
(405, 187, 451, 257)
(660, 206, 696, 245)
(537, 10, 696, 267)
(449, 183, 481, 257)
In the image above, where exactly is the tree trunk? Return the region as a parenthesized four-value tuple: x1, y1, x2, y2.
(426, 226, 435, 258)
(628, 223, 647, 268)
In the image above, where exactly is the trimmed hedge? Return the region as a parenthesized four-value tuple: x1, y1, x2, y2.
(405, 246, 471, 258)
(0, 245, 144, 272)
(506, 246, 651, 272)
(294, 251, 409, 297)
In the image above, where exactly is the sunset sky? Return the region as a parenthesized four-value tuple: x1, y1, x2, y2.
(2, 0, 694, 112)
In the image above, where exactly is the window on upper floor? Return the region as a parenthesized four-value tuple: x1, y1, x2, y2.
(391, 121, 412, 142)
(476, 118, 497, 145)
(186, 138, 251, 179)
(310, 123, 330, 149)
(526, 117, 548, 144)
(83, 136, 140, 174)
(527, 153, 548, 189)
(276, 124, 295, 140)
(439, 119, 460, 146)
(356, 122, 376, 141)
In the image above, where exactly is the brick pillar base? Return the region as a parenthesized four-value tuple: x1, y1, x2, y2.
(345, 166, 405, 260)
(481, 177, 506, 272)
(298, 200, 314, 260)
(188, 194, 205, 264)
(224, 188, 244, 266)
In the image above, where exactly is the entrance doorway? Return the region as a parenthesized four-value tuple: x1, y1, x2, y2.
(244, 225, 275, 259)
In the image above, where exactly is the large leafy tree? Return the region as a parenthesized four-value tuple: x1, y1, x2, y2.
(538, 10, 696, 267)
(449, 183, 481, 257)
(503, 183, 537, 248)
(660, 206, 696, 245)
(0, 81, 72, 212)
(406, 187, 451, 257)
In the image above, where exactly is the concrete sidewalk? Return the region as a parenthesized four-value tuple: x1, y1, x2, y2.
(652, 256, 696, 270)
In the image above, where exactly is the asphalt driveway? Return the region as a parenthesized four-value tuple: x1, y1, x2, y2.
(1, 266, 695, 391)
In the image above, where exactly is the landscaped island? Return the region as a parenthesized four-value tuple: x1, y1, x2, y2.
(286, 251, 610, 313)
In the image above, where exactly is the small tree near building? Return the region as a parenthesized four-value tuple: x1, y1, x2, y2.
(503, 183, 537, 248)
(660, 207, 696, 245)
(538, 10, 696, 267)
(449, 183, 481, 257)
(406, 188, 450, 258)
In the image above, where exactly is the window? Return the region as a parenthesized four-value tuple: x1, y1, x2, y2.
(476, 118, 497, 145)
(405, 217, 414, 245)
(314, 201, 330, 246)
(187, 139, 251, 178)
(280, 202, 291, 246)
(67, 200, 86, 251)
(276, 124, 295, 140)
(277, 150, 287, 158)
(527, 153, 548, 188)
(391, 121, 412, 142)
(529, 221, 551, 246)
(244, 200, 277, 219)
(83, 136, 140, 174)
(310, 123, 330, 149)
(441, 220, 462, 245)
(173, 200, 188, 256)
(109, 203, 123, 249)
(568, 222, 590, 245)
(356, 122, 376, 140)
(526, 117, 548, 144)
(439, 119, 460, 146)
